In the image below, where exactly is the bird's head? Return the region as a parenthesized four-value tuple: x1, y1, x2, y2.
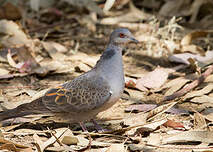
(109, 28, 138, 46)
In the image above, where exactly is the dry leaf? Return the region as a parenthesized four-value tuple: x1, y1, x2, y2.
(164, 77, 190, 96)
(163, 131, 213, 144)
(33, 133, 44, 152)
(125, 104, 157, 113)
(193, 112, 206, 130)
(74, 63, 91, 73)
(163, 119, 185, 130)
(33, 128, 69, 151)
(42, 41, 67, 60)
(181, 30, 213, 46)
(0, 137, 28, 148)
(191, 95, 213, 104)
(0, 2, 21, 20)
(147, 102, 177, 121)
(136, 67, 169, 90)
(147, 133, 161, 146)
(134, 118, 168, 136)
(101, 2, 150, 25)
(184, 84, 213, 100)
(125, 77, 138, 89)
(106, 143, 125, 152)
(62, 0, 103, 15)
(169, 51, 213, 65)
(123, 113, 147, 126)
(0, 20, 32, 47)
(6, 46, 48, 76)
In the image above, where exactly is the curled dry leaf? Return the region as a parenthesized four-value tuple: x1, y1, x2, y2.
(181, 30, 213, 46)
(180, 30, 213, 56)
(169, 51, 213, 65)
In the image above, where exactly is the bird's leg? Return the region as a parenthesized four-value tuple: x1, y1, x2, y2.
(79, 122, 88, 132)
(91, 119, 108, 133)
(78, 122, 92, 150)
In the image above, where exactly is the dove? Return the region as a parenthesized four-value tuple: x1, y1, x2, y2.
(0, 28, 138, 129)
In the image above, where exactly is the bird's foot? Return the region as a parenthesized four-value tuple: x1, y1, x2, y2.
(91, 119, 110, 133)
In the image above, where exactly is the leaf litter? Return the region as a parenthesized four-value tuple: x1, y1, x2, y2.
(0, 0, 213, 152)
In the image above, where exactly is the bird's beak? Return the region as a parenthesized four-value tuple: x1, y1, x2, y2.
(129, 37, 139, 43)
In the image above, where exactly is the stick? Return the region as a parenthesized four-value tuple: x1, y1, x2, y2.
(163, 65, 213, 101)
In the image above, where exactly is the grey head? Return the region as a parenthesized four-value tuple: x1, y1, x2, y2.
(109, 28, 138, 46)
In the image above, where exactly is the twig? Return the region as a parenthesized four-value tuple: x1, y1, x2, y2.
(163, 65, 213, 101)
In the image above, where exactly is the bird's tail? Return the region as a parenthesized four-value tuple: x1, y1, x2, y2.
(0, 97, 49, 121)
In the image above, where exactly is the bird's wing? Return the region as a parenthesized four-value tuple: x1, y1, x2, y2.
(42, 73, 111, 113)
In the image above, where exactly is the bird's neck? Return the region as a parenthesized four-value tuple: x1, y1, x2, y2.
(95, 43, 124, 87)
(95, 43, 123, 70)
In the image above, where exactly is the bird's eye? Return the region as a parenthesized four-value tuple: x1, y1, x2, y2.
(119, 33, 125, 38)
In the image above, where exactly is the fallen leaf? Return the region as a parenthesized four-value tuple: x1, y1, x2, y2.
(62, 0, 103, 15)
(166, 107, 189, 115)
(136, 67, 169, 90)
(0, 143, 20, 152)
(169, 51, 213, 65)
(106, 143, 125, 152)
(6, 46, 48, 76)
(163, 131, 213, 144)
(147, 102, 177, 121)
(181, 30, 213, 46)
(101, 2, 150, 24)
(74, 63, 91, 73)
(0, 20, 32, 47)
(164, 77, 190, 96)
(134, 118, 168, 136)
(193, 112, 206, 130)
(163, 119, 185, 130)
(125, 104, 157, 113)
(103, 0, 116, 12)
(191, 95, 213, 104)
(125, 77, 138, 89)
(184, 84, 213, 100)
(147, 133, 161, 146)
(42, 41, 67, 60)
(123, 113, 147, 126)
(0, 137, 28, 148)
(0, 2, 21, 20)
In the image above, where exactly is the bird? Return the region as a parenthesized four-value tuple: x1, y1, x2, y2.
(0, 28, 138, 129)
